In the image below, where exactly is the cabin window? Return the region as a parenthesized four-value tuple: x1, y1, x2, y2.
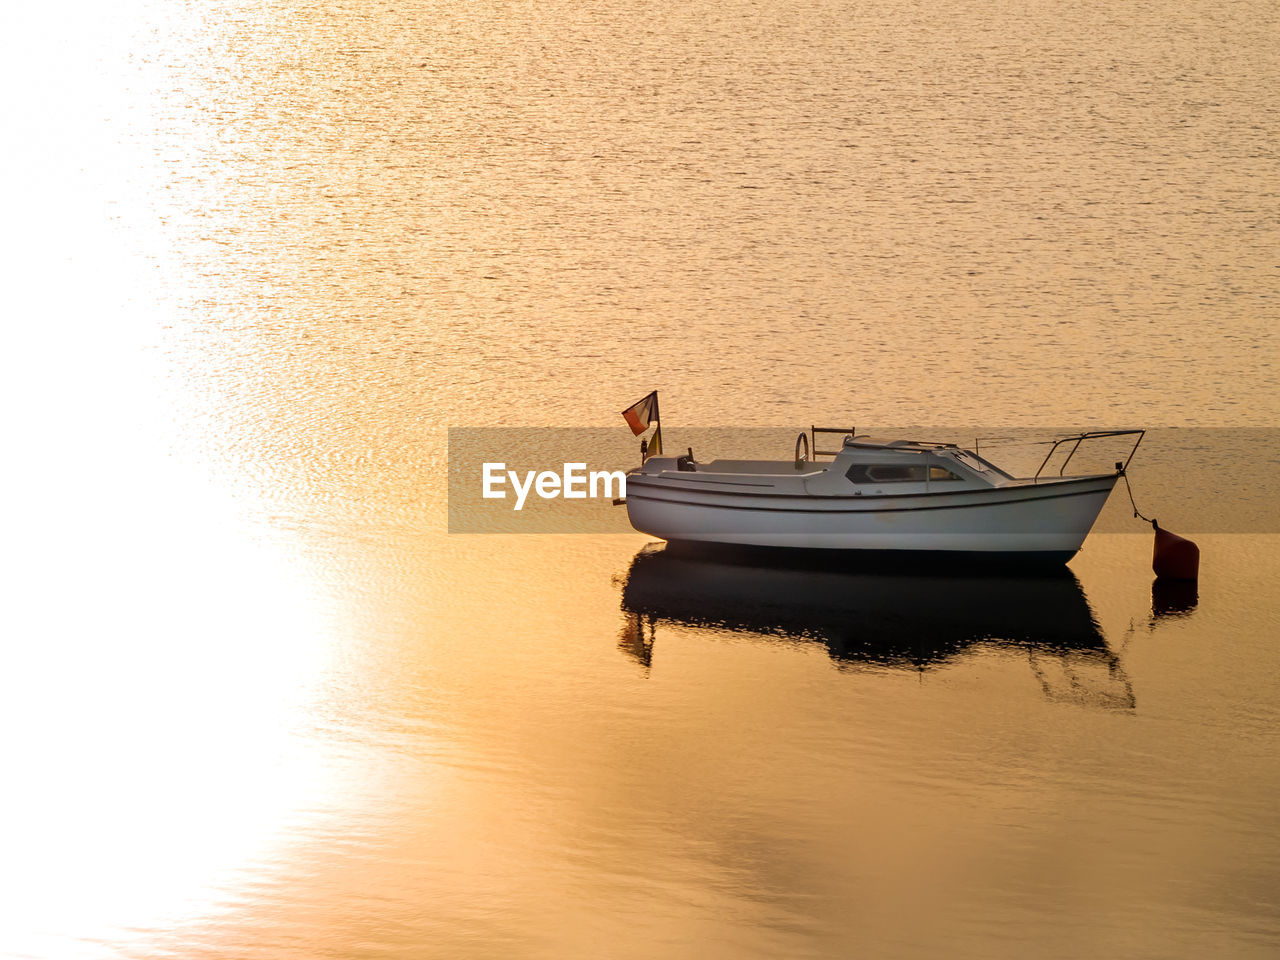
(845, 463, 964, 483)
(846, 463, 925, 483)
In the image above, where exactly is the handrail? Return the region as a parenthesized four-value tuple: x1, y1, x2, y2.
(794, 431, 810, 470)
(809, 425, 856, 459)
(1033, 429, 1146, 481)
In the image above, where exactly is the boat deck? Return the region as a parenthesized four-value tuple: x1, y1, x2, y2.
(695, 459, 825, 476)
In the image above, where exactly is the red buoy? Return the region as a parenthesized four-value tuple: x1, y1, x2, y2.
(1152, 522, 1199, 580)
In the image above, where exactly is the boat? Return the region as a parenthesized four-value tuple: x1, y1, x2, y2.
(623, 427, 1144, 565)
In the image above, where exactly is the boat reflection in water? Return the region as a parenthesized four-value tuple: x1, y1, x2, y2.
(618, 544, 1134, 709)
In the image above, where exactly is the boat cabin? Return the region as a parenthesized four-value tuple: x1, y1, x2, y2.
(636, 434, 1019, 498)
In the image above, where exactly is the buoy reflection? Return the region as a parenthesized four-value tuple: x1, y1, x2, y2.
(1152, 577, 1199, 619)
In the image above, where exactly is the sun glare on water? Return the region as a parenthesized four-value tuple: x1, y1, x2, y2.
(2, 467, 340, 958)
(2, 6, 343, 954)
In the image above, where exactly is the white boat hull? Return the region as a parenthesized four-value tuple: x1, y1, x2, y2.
(625, 475, 1117, 557)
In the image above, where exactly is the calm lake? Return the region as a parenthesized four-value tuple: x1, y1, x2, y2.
(5, 0, 1279, 957)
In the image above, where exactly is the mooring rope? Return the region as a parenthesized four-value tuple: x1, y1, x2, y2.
(1120, 471, 1158, 529)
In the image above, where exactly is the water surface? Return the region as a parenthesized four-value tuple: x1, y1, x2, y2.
(5, 1, 1280, 957)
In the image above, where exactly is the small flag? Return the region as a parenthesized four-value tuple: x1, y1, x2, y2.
(621, 391, 659, 436)
(647, 425, 662, 458)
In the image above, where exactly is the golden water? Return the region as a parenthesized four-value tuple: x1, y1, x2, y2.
(4, 1, 1279, 957)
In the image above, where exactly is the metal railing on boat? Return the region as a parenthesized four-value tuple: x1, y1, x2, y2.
(1033, 429, 1146, 481)
(810, 426, 856, 459)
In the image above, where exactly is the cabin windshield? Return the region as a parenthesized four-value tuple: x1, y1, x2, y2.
(953, 450, 1014, 479)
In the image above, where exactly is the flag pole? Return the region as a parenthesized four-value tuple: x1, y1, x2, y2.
(652, 391, 661, 458)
